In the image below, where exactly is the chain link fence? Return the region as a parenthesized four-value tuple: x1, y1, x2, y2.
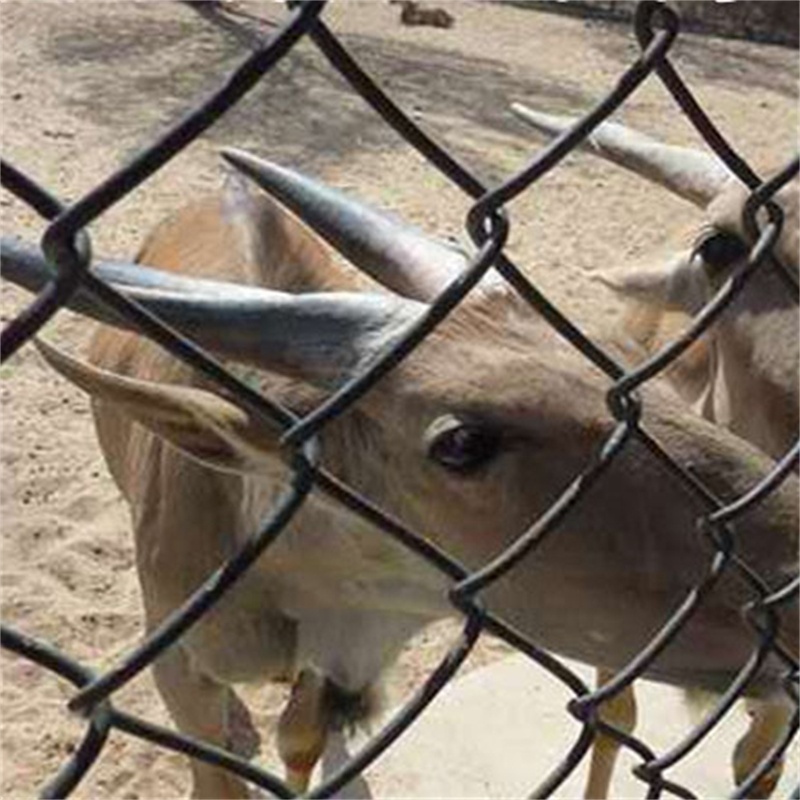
(1, 1, 798, 797)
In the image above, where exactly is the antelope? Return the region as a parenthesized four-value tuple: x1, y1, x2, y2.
(3, 146, 797, 799)
(512, 103, 799, 797)
(395, 0, 455, 30)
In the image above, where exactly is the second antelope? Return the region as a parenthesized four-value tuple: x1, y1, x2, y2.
(513, 102, 799, 798)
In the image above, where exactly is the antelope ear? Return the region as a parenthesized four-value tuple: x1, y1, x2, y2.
(36, 339, 281, 474)
(595, 252, 708, 315)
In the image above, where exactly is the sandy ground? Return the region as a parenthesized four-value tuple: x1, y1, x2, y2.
(1, 1, 797, 797)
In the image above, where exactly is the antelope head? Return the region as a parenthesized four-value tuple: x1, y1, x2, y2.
(512, 104, 799, 458)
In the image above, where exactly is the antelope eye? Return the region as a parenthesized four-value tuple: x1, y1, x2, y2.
(696, 230, 748, 274)
(425, 415, 500, 474)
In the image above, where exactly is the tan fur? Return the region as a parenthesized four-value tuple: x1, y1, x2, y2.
(511, 104, 797, 798)
(613, 178, 798, 460)
(43, 171, 797, 798)
(593, 177, 798, 798)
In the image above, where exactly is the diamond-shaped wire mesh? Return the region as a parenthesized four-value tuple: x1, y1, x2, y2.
(1, 1, 797, 797)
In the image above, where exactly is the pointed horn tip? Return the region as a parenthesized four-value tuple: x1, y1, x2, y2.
(510, 104, 574, 135)
(220, 147, 288, 179)
(220, 146, 258, 170)
(220, 148, 297, 189)
(509, 102, 540, 122)
(591, 272, 626, 291)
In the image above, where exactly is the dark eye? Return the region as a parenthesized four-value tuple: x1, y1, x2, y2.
(425, 415, 500, 474)
(695, 230, 748, 275)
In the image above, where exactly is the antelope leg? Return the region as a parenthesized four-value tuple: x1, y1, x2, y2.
(732, 697, 792, 799)
(584, 668, 638, 799)
(278, 669, 331, 793)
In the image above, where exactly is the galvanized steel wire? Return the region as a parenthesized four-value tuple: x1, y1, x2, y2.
(1, 1, 797, 797)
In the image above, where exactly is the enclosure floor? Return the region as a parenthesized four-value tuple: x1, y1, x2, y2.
(2, 1, 797, 796)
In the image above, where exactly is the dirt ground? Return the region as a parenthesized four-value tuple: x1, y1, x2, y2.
(1, 1, 797, 797)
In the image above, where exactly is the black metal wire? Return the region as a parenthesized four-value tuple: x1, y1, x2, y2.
(2, 1, 797, 798)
